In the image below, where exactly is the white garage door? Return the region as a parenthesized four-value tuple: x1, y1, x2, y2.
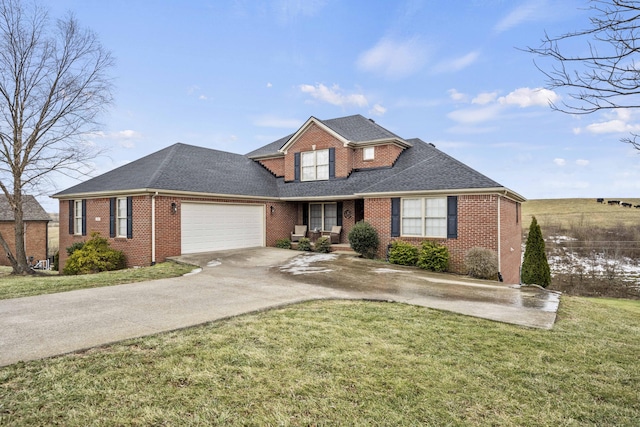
(181, 203, 265, 254)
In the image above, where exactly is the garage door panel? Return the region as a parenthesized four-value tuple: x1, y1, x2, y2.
(181, 203, 264, 253)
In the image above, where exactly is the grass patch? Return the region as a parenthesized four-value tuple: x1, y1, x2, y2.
(0, 262, 196, 300)
(1, 298, 638, 426)
(523, 198, 640, 229)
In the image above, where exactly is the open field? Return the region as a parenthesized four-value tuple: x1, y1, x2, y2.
(1, 298, 638, 426)
(522, 198, 640, 229)
(522, 198, 640, 298)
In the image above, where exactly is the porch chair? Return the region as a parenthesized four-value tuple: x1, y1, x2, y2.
(291, 225, 307, 242)
(322, 225, 342, 244)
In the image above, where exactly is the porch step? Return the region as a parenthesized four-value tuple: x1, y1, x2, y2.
(288, 242, 358, 256)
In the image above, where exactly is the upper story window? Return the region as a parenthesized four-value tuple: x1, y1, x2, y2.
(301, 149, 329, 181)
(363, 146, 375, 161)
(401, 197, 447, 238)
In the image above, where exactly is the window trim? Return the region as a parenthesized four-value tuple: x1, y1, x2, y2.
(363, 146, 375, 161)
(400, 197, 448, 238)
(308, 202, 338, 232)
(300, 149, 329, 182)
(116, 197, 128, 238)
(73, 200, 83, 236)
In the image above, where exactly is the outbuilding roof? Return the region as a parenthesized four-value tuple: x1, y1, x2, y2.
(0, 195, 50, 221)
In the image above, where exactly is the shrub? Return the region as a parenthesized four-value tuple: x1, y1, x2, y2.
(66, 241, 85, 256)
(417, 241, 449, 272)
(522, 216, 551, 287)
(53, 250, 59, 271)
(297, 237, 312, 252)
(275, 238, 291, 249)
(63, 232, 126, 275)
(388, 240, 419, 266)
(314, 236, 331, 253)
(348, 221, 379, 259)
(464, 247, 499, 280)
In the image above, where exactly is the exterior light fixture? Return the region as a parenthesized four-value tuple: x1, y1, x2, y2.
(270, 205, 275, 214)
(171, 202, 178, 214)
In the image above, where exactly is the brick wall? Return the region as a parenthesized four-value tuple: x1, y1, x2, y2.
(284, 123, 346, 181)
(0, 221, 48, 267)
(352, 144, 403, 170)
(364, 194, 522, 283)
(258, 157, 285, 177)
(499, 197, 522, 284)
(58, 195, 302, 272)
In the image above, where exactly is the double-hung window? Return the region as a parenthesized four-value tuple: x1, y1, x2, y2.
(401, 197, 447, 238)
(74, 200, 83, 235)
(117, 198, 128, 237)
(309, 203, 337, 231)
(301, 149, 329, 181)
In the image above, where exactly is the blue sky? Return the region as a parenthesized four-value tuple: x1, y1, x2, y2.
(41, 0, 640, 211)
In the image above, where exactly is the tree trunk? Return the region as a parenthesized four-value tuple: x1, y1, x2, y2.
(13, 192, 32, 274)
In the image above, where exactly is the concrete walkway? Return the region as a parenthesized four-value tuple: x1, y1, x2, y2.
(0, 248, 560, 367)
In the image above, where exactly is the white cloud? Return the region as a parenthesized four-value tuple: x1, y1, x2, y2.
(498, 87, 559, 108)
(494, 0, 544, 33)
(554, 158, 566, 166)
(448, 89, 467, 102)
(254, 115, 302, 128)
(447, 104, 502, 124)
(115, 130, 142, 139)
(434, 50, 480, 73)
(576, 159, 590, 166)
(369, 104, 387, 116)
(472, 91, 498, 105)
(357, 37, 428, 79)
(299, 83, 368, 107)
(583, 110, 640, 134)
(198, 95, 208, 100)
(266, 82, 273, 88)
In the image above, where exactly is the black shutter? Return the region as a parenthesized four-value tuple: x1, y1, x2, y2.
(391, 198, 400, 237)
(336, 201, 343, 227)
(447, 196, 458, 239)
(68, 200, 74, 235)
(109, 198, 116, 238)
(81, 200, 87, 236)
(294, 152, 300, 181)
(127, 196, 133, 239)
(329, 147, 335, 178)
(302, 202, 308, 226)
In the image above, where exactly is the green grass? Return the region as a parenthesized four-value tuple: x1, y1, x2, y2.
(1, 298, 638, 426)
(0, 262, 196, 300)
(523, 198, 640, 229)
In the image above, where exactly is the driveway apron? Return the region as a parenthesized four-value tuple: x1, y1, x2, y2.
(0, 248, 560, 367)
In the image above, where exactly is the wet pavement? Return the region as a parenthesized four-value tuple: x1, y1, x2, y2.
(0, 248, 560, 366)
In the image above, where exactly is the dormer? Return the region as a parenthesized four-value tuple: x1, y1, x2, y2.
(248, 115, 412, 181)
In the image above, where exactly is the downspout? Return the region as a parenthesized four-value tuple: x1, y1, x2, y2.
(497, 194, 502, 280)
(151, 192, 157, 265)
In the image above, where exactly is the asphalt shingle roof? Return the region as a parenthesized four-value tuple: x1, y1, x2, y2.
(55, 116, 512, 200)
(55, 143, 279, 197)
(0, 195, 50, 221)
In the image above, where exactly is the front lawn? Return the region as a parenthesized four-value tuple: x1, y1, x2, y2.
(0, 262, 196, 300)
(1, 297, 638, 426)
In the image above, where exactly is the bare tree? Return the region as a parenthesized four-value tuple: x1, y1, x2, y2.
(0, 0, 113, 274)
(526, 0, 640, 148)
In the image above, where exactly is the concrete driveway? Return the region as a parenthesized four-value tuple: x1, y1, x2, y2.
(0, 248, 560, 367)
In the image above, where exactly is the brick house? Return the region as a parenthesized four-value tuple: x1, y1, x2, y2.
(53, 115, 525, 283)
(0, 195, 50, 267)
